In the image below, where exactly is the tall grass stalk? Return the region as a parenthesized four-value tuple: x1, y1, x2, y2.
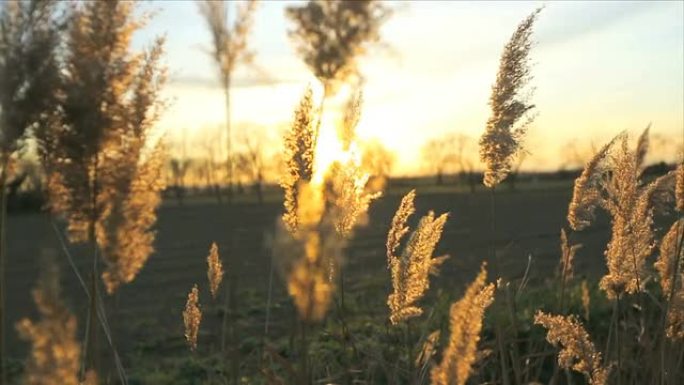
(0, 156, 7, 385)
(50, 218, 128, 384)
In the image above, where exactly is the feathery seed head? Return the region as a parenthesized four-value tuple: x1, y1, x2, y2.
(183, 284, 202, 351)
(655, 218, 684, 339)
(535, 311, 610, 385)
(207, 242, 224, 299)
(431, 263, 495, 385)
(567, 132, 623, 231)
(281, 87, 316, 234)
(479, 7, 542, 188)
(39, 0, 167, 293)
(387, 192, 449, 325)
(386, 190, 416, 267)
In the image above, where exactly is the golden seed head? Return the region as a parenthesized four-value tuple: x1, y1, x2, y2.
(535, 311, 610, 385)
(183, 284, 202, 351)
(387, 190, 449, 325)
(431, 263, 495, 385)
(206, 242, 224, 299)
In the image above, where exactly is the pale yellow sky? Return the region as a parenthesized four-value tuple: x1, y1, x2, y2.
(145, 1, 684, 175)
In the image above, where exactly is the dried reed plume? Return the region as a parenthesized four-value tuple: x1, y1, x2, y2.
(430, 263, 495, 385)
(15, 256, 92, 385)
(183, 284, 202, 351)
(198, 0, 258, 86)
(326, 159, 380, 237)
(567, 128, 676, 299)
(567, 133, 624, 231)
(535, 311, 610, 385)
(479, 7, 542, 188)
(281, 88, 316, 234)
(387, 190, 449, 325)
(38, 0, 167, 293)
(558, 228, 581, 285)
(277, 86, 377, 322)
(207, 242, 224, 299)
(286, 0, 390, 94)
(655, 218, 684, 339)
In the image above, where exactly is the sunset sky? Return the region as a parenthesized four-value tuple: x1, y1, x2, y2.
(136, 1, 684, 175)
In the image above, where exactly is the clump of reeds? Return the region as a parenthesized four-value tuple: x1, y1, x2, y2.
(183, 284, 202, 351)
(16, 255, 98, 385)
(276, 85, 378, 322)
(206, 242, 224, 299)
(37, 0, 167, 293)
(567, 128, 676, 299)
(386, 190, 449, 325)
(430, 263, 495, 385)
(535, 311, 610, 385)
(479, 7, 542, 188)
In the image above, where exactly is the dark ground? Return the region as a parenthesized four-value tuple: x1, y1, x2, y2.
(4, 181, 622, 380)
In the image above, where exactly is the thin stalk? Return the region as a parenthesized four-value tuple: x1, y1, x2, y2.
(224, 79, 233, 205)
(504, 285, 523, 385)
(615, 294, 622, 385)
(223, 3, 233, 205)
(496, 322, 511, 385)
(50, 212, 128, 384)
(405, 320, 415, 384)
(299, 320, 310, 385)
(222, 232, 239, 385)
(0, 155, 8, 385)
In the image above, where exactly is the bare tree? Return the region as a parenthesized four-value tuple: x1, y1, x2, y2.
(197, 0, 258, 204)
(234, 131, 268, 204)
(422, 134, 460, 186)
(453, 134, 480, 193)
(0, 1, 61, 379)
(197, 125, 225, 204)
(361, 138, 395, 190)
